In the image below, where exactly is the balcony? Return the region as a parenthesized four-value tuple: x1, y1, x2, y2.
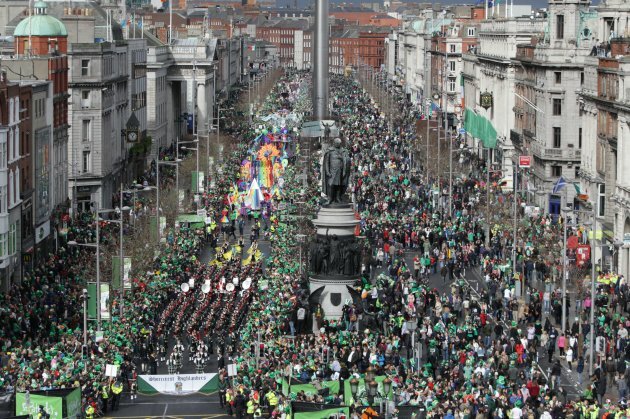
(510, 129, 522, 147)
(516, 45, 535, 61)
(480, 19, 544, 35)
(531, 141, 581, 161)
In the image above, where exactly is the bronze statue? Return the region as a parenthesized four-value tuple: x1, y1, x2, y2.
(322, 138, 351, 205)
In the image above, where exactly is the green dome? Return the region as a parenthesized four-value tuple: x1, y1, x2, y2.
(13, 2, 67, 37)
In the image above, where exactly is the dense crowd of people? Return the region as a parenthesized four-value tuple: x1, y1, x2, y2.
(2, 68, 630, 419)
(218, 73, 630, 419)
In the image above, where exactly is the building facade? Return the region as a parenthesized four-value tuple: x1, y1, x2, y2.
(511, 0, 595, 216)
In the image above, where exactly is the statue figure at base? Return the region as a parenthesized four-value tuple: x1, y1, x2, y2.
(322, 138, 351, 205)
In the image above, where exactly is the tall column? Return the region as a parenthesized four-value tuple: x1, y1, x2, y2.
(620, 247, 629, 279)
(312, 0, 329, 120)
(197, 82, 207, 135)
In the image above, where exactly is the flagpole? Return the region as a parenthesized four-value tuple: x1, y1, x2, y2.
(485, 0, 488, 20)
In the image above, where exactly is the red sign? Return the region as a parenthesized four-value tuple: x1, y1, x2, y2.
(519, 155, 532, 168)
(576, 244, 591, 267)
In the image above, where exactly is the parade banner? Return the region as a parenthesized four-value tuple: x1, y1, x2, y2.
(137, 373, 218, 395)
(15, 388, 80, 419)
(16, 393, 62, 419)
(112, 257, 132, 290)
(150, 216, 167, 242)
(281, 379, 340, 397)
(192, 171, 205, 192)
(87, 283, 110, 321)
(292, 406, 349, 419)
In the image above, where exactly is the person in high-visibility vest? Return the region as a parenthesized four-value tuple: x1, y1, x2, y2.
(247, 398, 256, 418)
(101, 383, 110, 413)
(111, 380, 124, 411)
(265, 390, 278, 410)
(85, 403, 95, 419)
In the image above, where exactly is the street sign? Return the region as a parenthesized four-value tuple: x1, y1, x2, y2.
(518, 155, 532, 168)
(458, 128, 466, 134)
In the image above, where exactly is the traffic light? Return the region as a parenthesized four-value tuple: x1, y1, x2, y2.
(82, 345, 88, 359)
(596, 337, 606, 354)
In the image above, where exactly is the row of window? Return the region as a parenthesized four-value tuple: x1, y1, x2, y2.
(7, 98, 20, 125)
(0, 224, 18, 260)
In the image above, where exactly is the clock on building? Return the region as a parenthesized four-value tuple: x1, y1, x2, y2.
(127, 130, 138, 142)
(480, 91, 493, 110)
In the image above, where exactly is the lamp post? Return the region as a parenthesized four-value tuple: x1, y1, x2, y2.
(406, 317, 418, 370)
(561, 206, 571, 334)
(433, 93, 440, 193)
(123, 185, 157, 225)
(448, 141, 469, 218)
(382, 378, 392, 418)
(589, 200, 598, 375)
(68, 203, 101, 330)
(367, 381, 378, 406)
(81, 288, 88, 348)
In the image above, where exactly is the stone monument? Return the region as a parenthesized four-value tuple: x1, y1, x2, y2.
(308, 138, 361, 320)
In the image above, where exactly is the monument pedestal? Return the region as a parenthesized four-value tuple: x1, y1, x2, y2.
(308, 203, 360, 320)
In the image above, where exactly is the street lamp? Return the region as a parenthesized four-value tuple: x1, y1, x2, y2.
(566, 201, 598, 375)
(448, 141, 470, 217)
(349, 378, 359, 399)
(382, 378, 392, 417)
(406, 317, 418, 370)
(560, 206, 573, 333)
(123, 185, 157, 225)
(367, 381, 378, 405)
(365, 366, 376, 382)
(432, 94, 441, 192)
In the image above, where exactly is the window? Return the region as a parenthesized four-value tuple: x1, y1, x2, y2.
(556, 15, 565, 40)
(467, 27, 475, 37)
(597, 141, 606, 173)
(449, 60, 456, 72)
(552, 165, 562, 177)
(553, 98, 562, 116)
(579, 128, 582, 148)
(449, 44, 456, 53)
(448, 78, 456, 92)
(8, 223, 15, 255)
(8, 171, 13, 207)
(81, 59, 90, 76)
(597, 183, 606, 217)
(554, 71, 562, 84)
(0, 141, 5, 170)
(82, 150, 91, 173)
(581, 72, 584, 85)
(0, 186, 6, 214)
(82, 91, 89, 100)
(553, 127, 562, 148)
(81, 120, 91, 142)
(8, 131, 13, 161)
(0, 233, 7, 258)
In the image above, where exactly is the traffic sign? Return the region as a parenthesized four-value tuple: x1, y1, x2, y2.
(458, 128, 466, 134)
(518, 155, 531, 168)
